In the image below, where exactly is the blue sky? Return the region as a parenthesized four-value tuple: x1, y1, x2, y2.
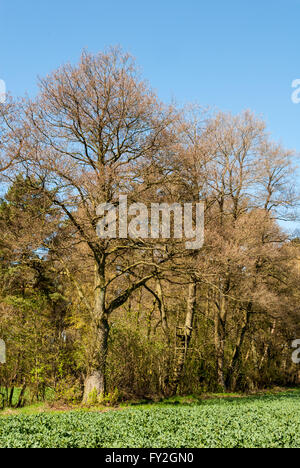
(1, 0, 300, 228)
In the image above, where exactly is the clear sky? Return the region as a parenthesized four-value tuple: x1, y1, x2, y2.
(1, 0, 300, 228)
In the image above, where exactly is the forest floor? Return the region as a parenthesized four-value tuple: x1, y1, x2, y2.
(0, 385, 298, 416)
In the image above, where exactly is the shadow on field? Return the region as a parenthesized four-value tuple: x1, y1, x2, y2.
(128, 388, 300, 408)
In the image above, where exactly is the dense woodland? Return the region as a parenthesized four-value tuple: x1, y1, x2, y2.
(0, 48, 300, 407)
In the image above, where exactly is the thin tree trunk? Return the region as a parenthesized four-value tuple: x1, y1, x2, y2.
(15, 383, 27, 409)
(226, 302, 252, 390)
(8, 386, 14, 407)
(259, 319, 276, 371)
(214, 293, 226, 391)
(215, 316, 226, 390)
(156, 279, 169, 342)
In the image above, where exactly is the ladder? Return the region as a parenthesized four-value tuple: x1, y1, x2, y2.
(175, 326, 193, 353)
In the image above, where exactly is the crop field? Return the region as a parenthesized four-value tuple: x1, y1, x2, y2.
(0, 391, 300, 448)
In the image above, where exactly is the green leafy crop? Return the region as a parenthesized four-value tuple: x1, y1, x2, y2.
(0, 392, 300, 448)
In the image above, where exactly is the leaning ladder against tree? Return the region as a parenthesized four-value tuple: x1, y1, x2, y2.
(170, 280, 197, 394)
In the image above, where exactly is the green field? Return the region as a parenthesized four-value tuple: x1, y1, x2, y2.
(0, 391, 300, 448)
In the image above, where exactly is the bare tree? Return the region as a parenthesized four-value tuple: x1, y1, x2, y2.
(0, 98, 24, 179)
(167, 110, 299, 391)
(22, 48, 177, 401)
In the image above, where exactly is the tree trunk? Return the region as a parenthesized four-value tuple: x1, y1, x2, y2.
(259, 319, 276, 371)
(156, 279, 169, 343)
(169, 281, 197, 395)
(215, 293, 226, 391)
(15, 382, 27, 409)
(83, 261, 109, 403)
(226, 303, 252, 390)
(83, 315, 109, 403)
(215, 317, 226, 390)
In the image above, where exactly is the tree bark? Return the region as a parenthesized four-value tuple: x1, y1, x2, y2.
(83, 260, 109, 403)
(156, 279, 169, 342)
(258, 319, 276, 371)
(214, 293, 226, 391)
(226, 302, 252, 390)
